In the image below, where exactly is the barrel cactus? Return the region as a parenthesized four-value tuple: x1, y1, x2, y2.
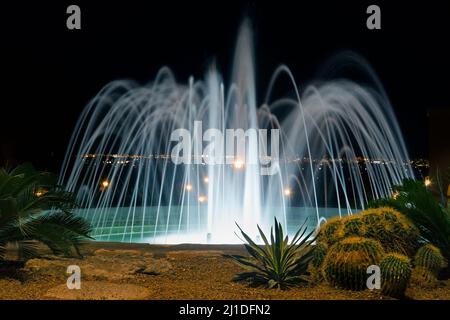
(323, 237, 385, 290)
(411, 266, 439, 287)
(342, 216, 364, 238)
(309, 242, 328, 282)
(317, 208, 419, 256)
(317, 217, 343, 246)
(380, 253, 412, 298)
(311, 242, 328, 268)
(360, 207, 420, 256)
(414, 244, 447, 277)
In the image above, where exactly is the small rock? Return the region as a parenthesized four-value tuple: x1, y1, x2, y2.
(24, 249, 173, 281)
(136, 259, 172, 275)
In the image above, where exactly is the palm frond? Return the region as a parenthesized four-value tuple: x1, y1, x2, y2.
(0, 164, 92, 260)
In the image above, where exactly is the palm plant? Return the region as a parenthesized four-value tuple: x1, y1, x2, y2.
(0, 163, 92, 260)
(369, 178, 450, 274)
(228, 217, 316, 289)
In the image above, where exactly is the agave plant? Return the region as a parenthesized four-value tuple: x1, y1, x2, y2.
(228, 217, 316, 289)
(0, 163, 92, 260)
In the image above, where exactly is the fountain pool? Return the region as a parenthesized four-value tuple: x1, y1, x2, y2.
(60, 21, 414, 244)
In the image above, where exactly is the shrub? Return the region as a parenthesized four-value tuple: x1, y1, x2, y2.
(323, 237, 385, 290)
(228, 217, 315, 289)
(414, 244, 447, 277)
(380, 253, 412, 298)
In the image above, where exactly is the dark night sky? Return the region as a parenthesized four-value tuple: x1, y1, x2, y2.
(1, 0, 449, 172)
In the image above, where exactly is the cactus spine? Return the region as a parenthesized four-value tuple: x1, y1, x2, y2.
(380, 253, 412, 298)
(317, 207, 420, 256)
(317, 217, 343, 246)
(311, 242, 328, 268)
(323, 237, 385, 290)
(414, 244, 447, 277)
(309, 242, 328, 282)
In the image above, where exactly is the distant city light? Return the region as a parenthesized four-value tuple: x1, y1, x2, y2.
(198, 195, 207, 203)
(203, 176, 209, 184)
(424, 177, 432, 187)
(79, 153, 430, 172)
(185, 183, 193, 191)
(392, 191, 400, 199)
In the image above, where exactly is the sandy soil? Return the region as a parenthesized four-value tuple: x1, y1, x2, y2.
(0, 242, 449, 300)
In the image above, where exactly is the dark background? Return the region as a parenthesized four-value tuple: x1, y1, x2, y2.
(1, 0, 449, 172)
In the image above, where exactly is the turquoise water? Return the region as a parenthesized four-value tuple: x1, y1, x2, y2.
(76, 206, 348, 244)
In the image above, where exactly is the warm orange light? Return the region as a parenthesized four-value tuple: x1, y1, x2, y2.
(283, 188, 292, 197)
(203, 176, 209, 184)
(35, 188, 47, 197)
(392, 191, 400, 199)
(198, 195, 207, 203)
(424, 177, 432, 187)
(101, 180, 110, 188)
(185, 183, 193, 191)
(232, 158, 244, 170)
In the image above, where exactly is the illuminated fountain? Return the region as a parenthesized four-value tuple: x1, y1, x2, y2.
(60, 21, 414, 243)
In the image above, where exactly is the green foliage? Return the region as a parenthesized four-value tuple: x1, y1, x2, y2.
(369, 178, 450, 265)
(414, 244, 447, 277)
(228, 217, 315, 289)
(323, 237, 385, 290)
(380, 253, 412, 298)
(0, 164, 92, 260)
(318, 207, 419, 256)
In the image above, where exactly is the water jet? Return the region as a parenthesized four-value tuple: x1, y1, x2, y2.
(60, 21, 413, 244)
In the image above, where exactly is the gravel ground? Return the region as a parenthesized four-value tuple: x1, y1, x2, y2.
(0, 242, 449, 300)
